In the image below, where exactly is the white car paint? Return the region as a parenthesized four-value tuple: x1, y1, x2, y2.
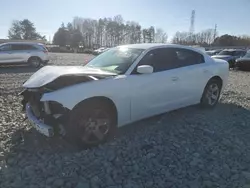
(24, 43, 229, 128)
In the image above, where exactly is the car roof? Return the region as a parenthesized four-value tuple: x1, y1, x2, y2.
(117, 43, 179, 49)
(0, 42, 44, 45)
(116, 43, 205, 52)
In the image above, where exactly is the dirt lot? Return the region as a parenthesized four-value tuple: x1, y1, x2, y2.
(0, 53, 250, 188)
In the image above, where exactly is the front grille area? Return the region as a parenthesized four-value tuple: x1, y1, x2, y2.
(21, 90, 44, 118)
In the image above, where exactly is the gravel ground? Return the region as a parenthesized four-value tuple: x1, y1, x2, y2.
(0, 53, 250, 188)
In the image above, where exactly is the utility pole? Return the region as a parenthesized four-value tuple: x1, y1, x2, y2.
(189, 10, 195, 44)
(189, 10, 195, 34)
(213, 24, 217, 42)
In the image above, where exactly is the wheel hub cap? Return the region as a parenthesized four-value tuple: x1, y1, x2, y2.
(79, 114, 110, 144)
(206, 83, 219, 105)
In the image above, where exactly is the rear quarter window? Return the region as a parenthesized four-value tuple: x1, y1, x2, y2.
(37, 44, 48, 51)
(175, 48, 205, 66)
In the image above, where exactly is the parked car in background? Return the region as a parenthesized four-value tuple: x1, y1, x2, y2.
(0, 42, 49, 67)
(235, 50, 250, 71)
(20, 43, 229, 147)
(206, 49, 222, 56)
(212, 49, 246, 68)
(190, 46, 206, 52)
(93, 47, 109, 55)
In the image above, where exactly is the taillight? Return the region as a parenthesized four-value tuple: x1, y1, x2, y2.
(43, 50, 48, 53)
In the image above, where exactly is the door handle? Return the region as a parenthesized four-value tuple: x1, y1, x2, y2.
(203, 69, 208, 73)
(171, 77, 179, 81)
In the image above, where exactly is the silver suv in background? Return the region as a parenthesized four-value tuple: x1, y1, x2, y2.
(0, 42, 49, 67)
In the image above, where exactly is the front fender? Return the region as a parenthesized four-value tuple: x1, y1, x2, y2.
(40, 79, 121, 110)
(40, 76, 131, 127)
(40, 86, 96, 110)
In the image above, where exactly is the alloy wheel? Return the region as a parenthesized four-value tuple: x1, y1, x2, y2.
(205, 83, 220, 106)
(30, 58, 40, 67)
(77, 109, 110, 145)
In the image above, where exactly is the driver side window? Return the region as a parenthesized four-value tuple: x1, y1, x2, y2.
(132, 48, 179, 74)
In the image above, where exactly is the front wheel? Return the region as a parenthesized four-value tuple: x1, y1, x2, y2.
(200, 79, 222, 108)
(65, 100, 116, 148)
(28, 57, 41, 68)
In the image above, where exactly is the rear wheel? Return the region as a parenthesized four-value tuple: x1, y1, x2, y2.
(200, 79, 222, 108)
(28, 57, 41, 68)
(65, 100, 116, 148)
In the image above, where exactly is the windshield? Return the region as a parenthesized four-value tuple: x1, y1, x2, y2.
(218, 50, 234, 56)
(85, 47, 144, 74)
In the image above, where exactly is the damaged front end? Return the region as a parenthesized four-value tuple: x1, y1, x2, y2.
(20, 74, 102, 137)
(20, 88, 70, 137)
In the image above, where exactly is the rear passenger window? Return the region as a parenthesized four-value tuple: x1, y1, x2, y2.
(11, 44, 37, 51)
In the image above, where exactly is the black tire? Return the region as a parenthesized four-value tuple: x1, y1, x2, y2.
(200, 79, 222, 108)
(65, 100, 117, 149)
(228, 60, 235, 69)
(28, 57, 41, 68)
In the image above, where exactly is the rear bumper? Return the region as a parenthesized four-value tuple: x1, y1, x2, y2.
(26, 103, 54, 137)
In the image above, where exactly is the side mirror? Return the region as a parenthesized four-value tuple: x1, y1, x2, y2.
(137, 65, 153, 74)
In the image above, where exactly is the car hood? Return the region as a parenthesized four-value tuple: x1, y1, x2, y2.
(23, 65, 117, 88)
(211, 55, 232, 60)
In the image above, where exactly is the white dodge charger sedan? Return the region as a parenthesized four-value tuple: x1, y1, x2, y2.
(20, 43, 229, 147)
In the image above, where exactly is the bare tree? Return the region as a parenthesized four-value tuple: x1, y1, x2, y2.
(172, 28, 217, 46)
(69, 15, 163, 48)
(155, 28, 168, 43)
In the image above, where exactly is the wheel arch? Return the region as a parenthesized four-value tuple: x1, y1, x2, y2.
(208, 76, 223, 88)
(28, 56, 42, 61)
(72, 96, 118, 124)
(200, 75, 223, 102)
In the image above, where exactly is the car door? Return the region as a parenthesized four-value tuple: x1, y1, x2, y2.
(128, 48, 184, 122)
(0, 44, 12, 63)
(10, 44, 27, 62)
(170, 48, 210, 106)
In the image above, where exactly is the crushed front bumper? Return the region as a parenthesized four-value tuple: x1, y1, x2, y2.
(26, 103, 54, 137)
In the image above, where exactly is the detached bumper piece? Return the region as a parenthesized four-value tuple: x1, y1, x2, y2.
(26, 103, 54, 137)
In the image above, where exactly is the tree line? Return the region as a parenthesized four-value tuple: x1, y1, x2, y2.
(172, 30, 250, 47)
(53, 15, 168, 48)
(7, 18, 250, 48)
